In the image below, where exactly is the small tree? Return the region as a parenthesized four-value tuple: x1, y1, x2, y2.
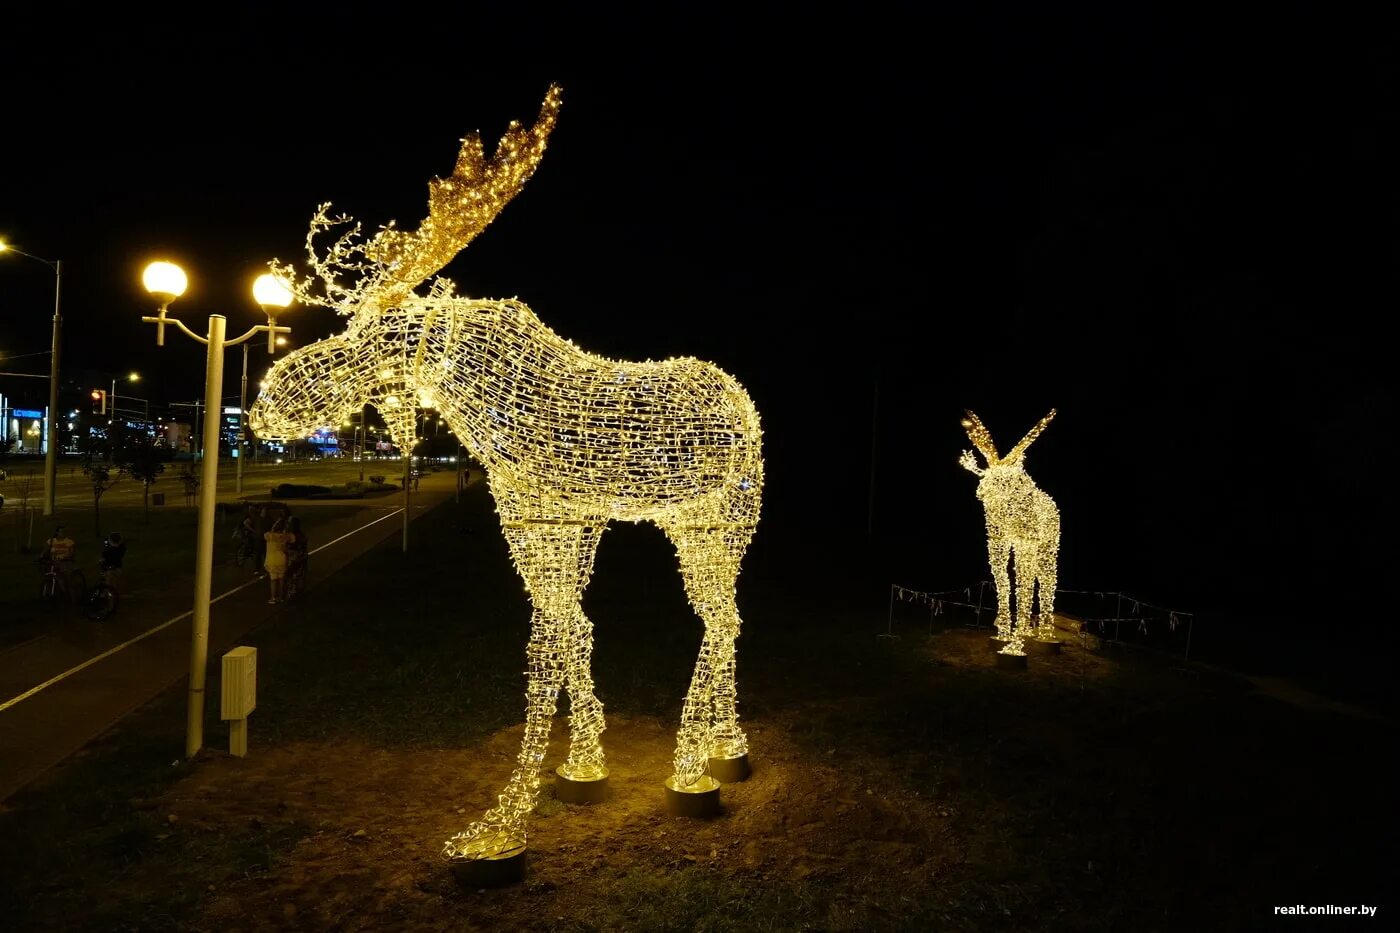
(7, 467, 41, 553)
(178, 466, 200, 506)
(124, 436, 169, 524)
(81, 453, 123, 539)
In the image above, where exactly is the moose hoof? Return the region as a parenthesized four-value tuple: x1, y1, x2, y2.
(708, 754, 751, 783)
(995, 651, 1029, 671)
(664, 775, 722, 818)
(555, 765, 610, 804)
(1026, 638, 1063, 655)
(448, 845, 527, 888)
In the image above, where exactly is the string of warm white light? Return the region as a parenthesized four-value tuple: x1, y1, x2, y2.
(958, 410, 1060, 655)
(247, 85, 764, 866)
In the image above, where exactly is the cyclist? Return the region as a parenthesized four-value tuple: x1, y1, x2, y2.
(39, 525, 78, 597)
(101, 532, 127, 594)
(233, 507, 258, 568)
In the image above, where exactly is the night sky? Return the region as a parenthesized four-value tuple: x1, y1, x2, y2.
(2, 7, 1395, 686)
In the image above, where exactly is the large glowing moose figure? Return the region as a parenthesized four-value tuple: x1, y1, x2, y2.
(958, 410, 1060, 654)
(248, 86, 763, 866)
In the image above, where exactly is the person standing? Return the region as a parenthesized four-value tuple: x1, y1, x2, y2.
(263, 518, 294, 604)
(286, 516, 309, 598)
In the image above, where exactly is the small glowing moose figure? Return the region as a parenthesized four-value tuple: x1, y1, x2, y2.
(958, 410, 1060, 655)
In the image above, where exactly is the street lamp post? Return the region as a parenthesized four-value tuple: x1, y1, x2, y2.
(238, 344, 249, 494)
(141, 262, 292, 760)
(108, 372, 142, 464)
(235, 331, 287, 494)
(0, 241, 62, 516)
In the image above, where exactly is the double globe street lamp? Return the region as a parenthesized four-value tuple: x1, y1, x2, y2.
(141, 261, 292, 759)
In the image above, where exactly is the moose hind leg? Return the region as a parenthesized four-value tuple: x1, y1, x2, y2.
(665, 523, 754, 785)
(1014, 545, 1038, 647)
(443, 521, 603, 861)
(1035, 543, 1059, 640)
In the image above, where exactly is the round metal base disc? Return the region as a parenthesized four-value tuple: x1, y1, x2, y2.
(663, 774, 722, 818)
(1026, 638, 1063, 655)
(708, 753, 751, 783)
(555, 765, 610, 804)
(448, 845, 527, 888)
(995, 651, 1029, 671)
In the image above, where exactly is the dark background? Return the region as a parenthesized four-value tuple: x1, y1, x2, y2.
(2, 6, 1394, 699)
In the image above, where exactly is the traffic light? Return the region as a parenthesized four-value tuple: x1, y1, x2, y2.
(90, 388, 107, 415)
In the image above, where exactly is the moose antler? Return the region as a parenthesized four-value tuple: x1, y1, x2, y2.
(1004, 409, 1056, 463)
(366, 83, 563, 310)
(270, 84, 562, 315)
(961, 410, 1001, 465)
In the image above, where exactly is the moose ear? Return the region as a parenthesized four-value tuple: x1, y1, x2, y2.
(1005, 409, 1056, 462)
(960, 410, 1000, 464)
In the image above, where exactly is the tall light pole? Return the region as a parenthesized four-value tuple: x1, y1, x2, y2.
(108, 372, 142, 464)
(0, 241, 62, 516)
(141, 262, 292, 760)
(237, 344, 249, 494)
(236, 325, 288, 494)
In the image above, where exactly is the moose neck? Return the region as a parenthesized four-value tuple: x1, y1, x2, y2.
(394, 297, 560, 478)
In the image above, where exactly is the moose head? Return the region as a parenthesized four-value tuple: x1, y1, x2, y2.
(247, 85, 562, 446)
(958, 408, 1056, 498)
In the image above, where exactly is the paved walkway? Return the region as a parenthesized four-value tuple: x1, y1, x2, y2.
(0, 473, 461, 802)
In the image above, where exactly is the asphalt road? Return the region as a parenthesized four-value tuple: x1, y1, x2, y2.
(0, 470, 459, 802)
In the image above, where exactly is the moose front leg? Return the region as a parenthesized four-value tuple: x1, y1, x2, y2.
(443, 520, 603, 865)
(987, 537, 1014, 647)
(556, 526, 611, 804)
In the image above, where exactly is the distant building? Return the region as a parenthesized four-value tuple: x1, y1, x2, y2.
(164, 422, 193, 453)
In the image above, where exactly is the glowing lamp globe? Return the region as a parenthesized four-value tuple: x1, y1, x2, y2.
(252, 273, 293, 309)
(143, 261, 188, 304)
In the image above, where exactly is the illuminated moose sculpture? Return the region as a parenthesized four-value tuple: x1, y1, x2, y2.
(247, 86, 763, 868)
(958, 410, 1060, 655)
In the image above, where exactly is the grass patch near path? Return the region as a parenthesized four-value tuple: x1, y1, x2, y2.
(0, 486, 1395, 931)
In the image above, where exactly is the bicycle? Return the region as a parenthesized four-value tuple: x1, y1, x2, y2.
(39, 561, 87, 608)
(85, 564, 120, 621)
(232, 529, 256, 567)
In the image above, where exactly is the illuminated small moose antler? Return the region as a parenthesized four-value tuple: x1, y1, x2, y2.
(249, 85, 763, 868)
(959, 409, 1060, 655)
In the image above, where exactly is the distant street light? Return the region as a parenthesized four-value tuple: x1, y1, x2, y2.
(108, 371, 146, 463)
(0, 240, 62, 515)
(141, 261, 292, 760)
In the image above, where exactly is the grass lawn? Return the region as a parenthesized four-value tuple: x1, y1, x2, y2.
(0, 487, 1394, 931)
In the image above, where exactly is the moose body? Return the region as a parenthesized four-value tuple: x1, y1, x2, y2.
(247, 85, 762, 863)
